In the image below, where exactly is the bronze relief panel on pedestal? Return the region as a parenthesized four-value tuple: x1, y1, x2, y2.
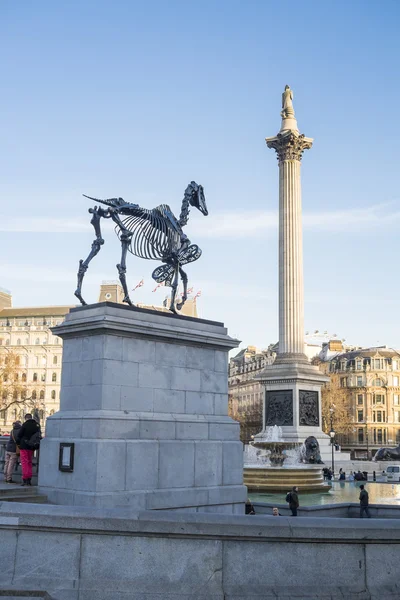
(265, 390, 293, 427)
(299, 390, 319, 426)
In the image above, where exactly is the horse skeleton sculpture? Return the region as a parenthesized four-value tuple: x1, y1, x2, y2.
(75, 181, 208, 313)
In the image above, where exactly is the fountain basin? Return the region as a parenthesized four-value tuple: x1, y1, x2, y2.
(244, 465, 330, 493)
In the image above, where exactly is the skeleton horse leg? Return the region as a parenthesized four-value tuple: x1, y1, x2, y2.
(75, 207, 105, 306)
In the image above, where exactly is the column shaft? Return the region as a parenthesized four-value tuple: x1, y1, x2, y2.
(278, 159, 304, 355)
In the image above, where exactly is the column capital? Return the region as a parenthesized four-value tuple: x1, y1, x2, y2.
(266, 132, 313, 162)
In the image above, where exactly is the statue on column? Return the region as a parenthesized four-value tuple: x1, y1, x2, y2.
(281, 85, 295, 119)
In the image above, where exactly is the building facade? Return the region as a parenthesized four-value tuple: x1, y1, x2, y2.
(228, 345, 275, 442)
(0, 291, 71, 432)
(320, 346, 400, 457)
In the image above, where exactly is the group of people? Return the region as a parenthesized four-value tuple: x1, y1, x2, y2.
(246, 482, 371, 519)
(3, 414, 41, 486)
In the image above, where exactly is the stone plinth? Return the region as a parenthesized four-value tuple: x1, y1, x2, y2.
(39, 302, 246, 512)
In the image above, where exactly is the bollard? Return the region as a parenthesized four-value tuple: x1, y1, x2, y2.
(373, 470, 376, 481)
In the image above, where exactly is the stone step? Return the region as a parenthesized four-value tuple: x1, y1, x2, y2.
(0, 485, 41, 497)
(0, 592, 51, 598)
(1, 494, 47, 504)
(0, 484, 47, 504)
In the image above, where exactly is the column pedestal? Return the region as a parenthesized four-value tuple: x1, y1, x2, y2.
(255, 360, 332, 461)
(39, 303, 246, 513)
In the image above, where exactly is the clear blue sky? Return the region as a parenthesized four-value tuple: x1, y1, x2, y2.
(1, 0, 400, 350)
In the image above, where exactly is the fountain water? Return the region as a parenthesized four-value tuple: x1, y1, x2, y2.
(251, 425, 301, 467)
(244, 425, 330, 493)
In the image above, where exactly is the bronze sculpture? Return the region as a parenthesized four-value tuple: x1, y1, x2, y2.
(373, 444, 400, 461)
(75, 181, 208, 313)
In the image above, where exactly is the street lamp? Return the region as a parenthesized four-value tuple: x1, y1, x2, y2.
(329, 406, 335, 476)
(330, 427, 335, 475)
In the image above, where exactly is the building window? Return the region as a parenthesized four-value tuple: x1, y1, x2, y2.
(32, 391, 37, 400)
(53, 356, 58, 365)
(373, 378, 383, 387)
(41, 373, 46, 382)
(40, 390, 45, 400)
(377, 411, 382, 423)
(35, 338, 40, 345)
(17, 339, 21, 346)
(394, 395, 400, 406)
(375, 394, 385, 404)
(52, 373, 57, 382)
(3, 374, 7, 382)
(6, 339, 10, 346)
(375, 359, 381, 369)
(377, 429, 383, 444)
(33, 373, 38, 382)
(394, 411, 400, 423)
(15, 356, 20, 365)
(51, 390, 56, 400)
(356, 376, 363, 386)
(358, 428, 364, 443)
(357, 394, 363, 405)
(394, 376, 399, 386)
(357, 410, 364, 422)
(340, 377, 346, 388)
(22, 373, 26, 382)
(14, 373, 18, 381)
(394, 360, 398, 371)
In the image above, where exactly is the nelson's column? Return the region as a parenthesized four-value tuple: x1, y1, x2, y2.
(255, 85, 332, 459)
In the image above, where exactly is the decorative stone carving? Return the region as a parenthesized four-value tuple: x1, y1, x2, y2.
(266, 132, 313, 162)
(265, 390, 293, 427)
(299, 390, 319, 426)
(281, 85, 295, 119)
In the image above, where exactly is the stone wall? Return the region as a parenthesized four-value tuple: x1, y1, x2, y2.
(0, 503, 399, 599)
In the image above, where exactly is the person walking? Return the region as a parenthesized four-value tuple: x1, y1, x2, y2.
(3, 420, 22, 483)
(289, 486, 299, 516)
(359, 484, 371, 518)
(15, 414, 41, 486)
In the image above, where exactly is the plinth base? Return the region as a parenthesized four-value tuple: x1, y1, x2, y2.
(39, 303, 247, 513)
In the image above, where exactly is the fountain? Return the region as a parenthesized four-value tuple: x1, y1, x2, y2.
(243, 425, 330, 493)
(250, 425, 301, 467)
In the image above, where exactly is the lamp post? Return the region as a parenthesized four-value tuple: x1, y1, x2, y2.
(330, 407, 335, 476)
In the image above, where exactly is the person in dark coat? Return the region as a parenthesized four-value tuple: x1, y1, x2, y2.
(245, 499, 256, 514)
(15, 414, 41, 486)
(359, 485, 371, 518)
(4, 421, 22, 483)
(289, 486, 299, 516)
